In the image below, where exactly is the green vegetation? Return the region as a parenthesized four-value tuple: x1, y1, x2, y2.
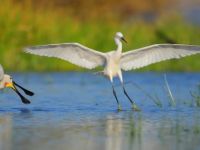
(0, 0, 200, 72)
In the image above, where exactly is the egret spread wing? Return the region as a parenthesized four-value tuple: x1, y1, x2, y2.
(121, 44, 200, 70)
(0, 64, 4, 81)
(24, 43, 106, 69)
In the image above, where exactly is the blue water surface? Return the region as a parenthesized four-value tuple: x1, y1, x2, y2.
(0, 72, 200, 150)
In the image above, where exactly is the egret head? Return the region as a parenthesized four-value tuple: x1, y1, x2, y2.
(115, 32, 127, 44)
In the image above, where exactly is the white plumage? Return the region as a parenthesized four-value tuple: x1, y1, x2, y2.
(121, 44, 200, 70)
(24, 39, 200, 73)
(0, 64, 4, 81)
(24, 32, 200, 110)
(25, 43, 106, 69)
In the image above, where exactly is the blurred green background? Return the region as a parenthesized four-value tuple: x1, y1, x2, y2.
(0, 0, 200, 72)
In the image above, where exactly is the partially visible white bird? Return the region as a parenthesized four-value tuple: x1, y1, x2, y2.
(0, 64, 34, 104)
(24, 32, 200, 110)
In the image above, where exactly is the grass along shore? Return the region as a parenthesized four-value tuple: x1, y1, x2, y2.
(0, 0, 200, 72)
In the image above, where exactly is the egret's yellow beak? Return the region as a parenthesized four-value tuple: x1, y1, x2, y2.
(5, 82, 16, 90)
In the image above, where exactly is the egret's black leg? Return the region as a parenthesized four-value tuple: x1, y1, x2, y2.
(112, 85, 122, 111)
(123, 85, 134, 104)
(112, 85, 119, 105)
(122, 84, 140, 111)
(117, 70, 140, 111)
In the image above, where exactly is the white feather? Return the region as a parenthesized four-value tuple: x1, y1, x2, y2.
(0, 64, 4, 81)
(24, 43, 107, 69)
(121, 44, 200, 70)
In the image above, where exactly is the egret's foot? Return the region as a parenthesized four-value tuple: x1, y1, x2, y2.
(132, 104, 141, 111)
(117, 105, 122, 111)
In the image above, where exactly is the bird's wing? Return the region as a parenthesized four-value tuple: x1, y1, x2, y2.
(24, 43, 106, 69)
(0, 64, 4, 81)
(121, 44, 200, 70)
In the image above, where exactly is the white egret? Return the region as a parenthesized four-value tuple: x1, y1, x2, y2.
(24, 32, 200, 110)
(0, 64, 34, 104)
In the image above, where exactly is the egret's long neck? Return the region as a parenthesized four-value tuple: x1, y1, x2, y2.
(114, 38, 122, 54)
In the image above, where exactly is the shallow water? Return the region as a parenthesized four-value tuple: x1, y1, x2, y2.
(0, 72, 200, 150)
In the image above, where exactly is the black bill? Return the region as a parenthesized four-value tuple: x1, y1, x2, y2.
(13, 81, 34, 96)
(11, 83, 31, 104)
(121, 37, 127, 43)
